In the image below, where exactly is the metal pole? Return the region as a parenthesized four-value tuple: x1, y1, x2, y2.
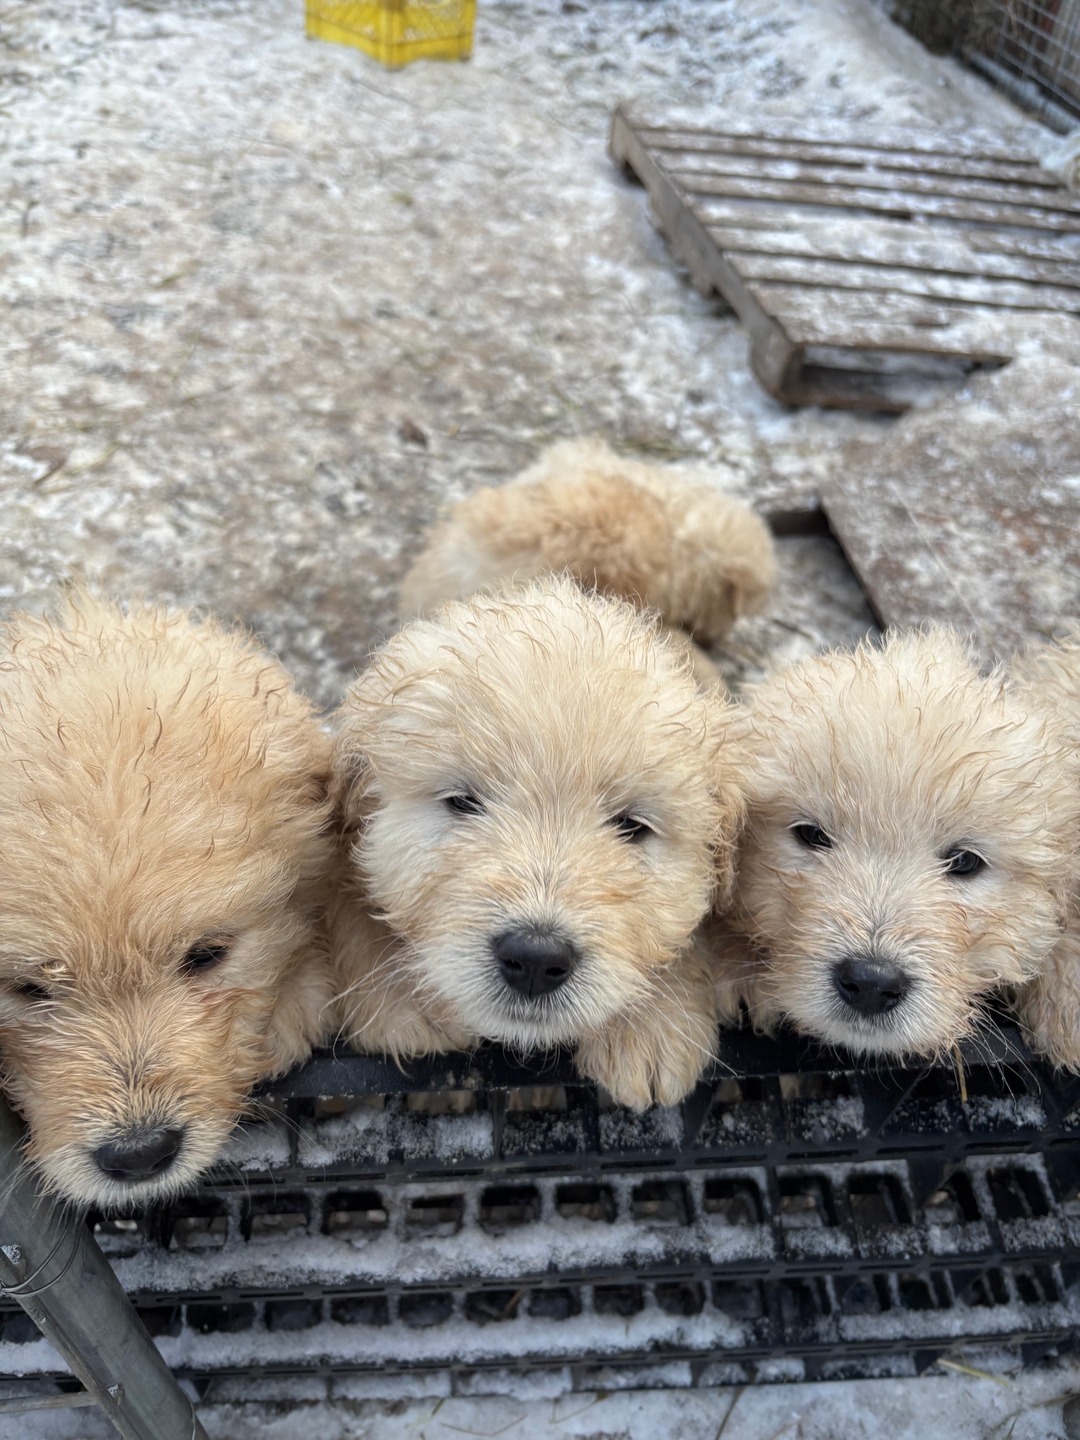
(965, 48, 1079, 134)
(0, 1094, 209, 1440)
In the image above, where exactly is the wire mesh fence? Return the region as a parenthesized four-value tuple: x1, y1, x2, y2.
(890, 1, 1080, 121)
(969, 0, 1080, 118)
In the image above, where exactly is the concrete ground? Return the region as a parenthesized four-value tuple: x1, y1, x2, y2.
(2, 0, 1061, 707)
(4, 0, 1080, 1434)
(5, 1355, 1080, 1439)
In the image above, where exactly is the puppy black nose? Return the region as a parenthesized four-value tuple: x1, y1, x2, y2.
(833, 956, 909, 1017)
(93, 1128, 184, 1183)
(492, 929, 577, 999)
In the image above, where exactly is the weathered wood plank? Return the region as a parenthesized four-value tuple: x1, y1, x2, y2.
(822, 478, 989, 639)
(607, 107, 799, 396)
(963, 227, 1080, 263)
(690, 196, 1080, 263)
(726, 252, 1080, 312)
(636, 130, 1045, 184)
(672, 168, 1080, 232)
(632, 120, 1038, 164)
(821, 361, 1080, 659)
(610, 107, 1074, 410)
(749, 285, 1014, 354)
(704, 219, 1080, 290)
(801, 344, 985, 376)
(664, 151, 1080, 213)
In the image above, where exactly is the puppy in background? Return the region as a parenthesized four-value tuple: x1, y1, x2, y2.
(714, 628, 1079, 1062)
(399, 438, 776, 679)
(0, 593, 334, 1209)
(330, 577, 744, 1109)
(1009, 629, 1080, 1068)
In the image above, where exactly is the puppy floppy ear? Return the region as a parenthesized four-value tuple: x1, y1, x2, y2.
(1013, 924, 1080, 1071)
(329, 727, 379, 837)
(702, 688, 748, 912)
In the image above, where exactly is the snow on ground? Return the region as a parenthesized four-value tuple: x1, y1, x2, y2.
(0, 0, 1055, 707)
(5, 1360, 1080, 1439)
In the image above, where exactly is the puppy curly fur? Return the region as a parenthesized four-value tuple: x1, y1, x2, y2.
(398, 438, 777, 655)
(330, 577, 744, 1109)
(0, 593, 334, 1208)
(1009, 628, 1080, 1068)
(714, 628, 1080, 1062)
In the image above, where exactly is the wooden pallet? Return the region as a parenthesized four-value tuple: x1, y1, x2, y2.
(610, 109, 1080, 411)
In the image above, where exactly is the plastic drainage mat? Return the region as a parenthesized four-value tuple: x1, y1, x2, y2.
(4, 1023, 1080, 1393)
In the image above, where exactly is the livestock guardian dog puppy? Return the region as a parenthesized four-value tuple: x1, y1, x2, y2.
(713, 628, 1080, 1061)
(330, 577, 744, 1109)
(398, 439, 776, 668)
(0, 593, 334, 1209)
(1010, 629, 1080, 1068)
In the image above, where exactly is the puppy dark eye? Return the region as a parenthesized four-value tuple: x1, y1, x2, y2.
(609, 813, 654, 842)
(791, 822, 833, 850)
(942, 848, 987, 877)
(443, 793, 485, 817)
(181, 941, 231, 975)
(7, 979, 51, 1003)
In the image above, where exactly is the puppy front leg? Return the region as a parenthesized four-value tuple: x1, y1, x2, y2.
(702, 918, 782, 1035)
(1015, 928, 1080, 1071)
(331, 901, 472, 1059)
(264, 938, 339, 1076)
(575, 955, 717, 1110)
(340, 965, 473, 1059)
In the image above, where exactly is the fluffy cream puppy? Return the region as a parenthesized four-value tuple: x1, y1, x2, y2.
(399, 438, 776, 656)
(330, 577, 744, 1109)
(1009, 629, 1080, 1067)
(714, 628, 1079, 1061)
(0, 593, 334, 1209)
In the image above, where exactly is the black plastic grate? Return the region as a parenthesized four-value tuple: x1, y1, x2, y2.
(3, 1022, 1080, 1395)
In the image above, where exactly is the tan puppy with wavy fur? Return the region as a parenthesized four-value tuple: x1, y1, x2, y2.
(713, 628, 1080, 1062)
(0, 593, 334, 1209)
(330, 576, 744, 1109)
(399, 438, 776, 674)
(1009, 628, 1080, 1068)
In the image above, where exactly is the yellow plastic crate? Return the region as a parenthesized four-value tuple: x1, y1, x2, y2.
(306, 0, 476, 67)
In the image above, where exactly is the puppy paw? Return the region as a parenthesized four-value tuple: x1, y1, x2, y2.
(575, 966, 716, 1110)
(574, 1027, 655, 1110)
(1017, 1000, 1080, 1071)
(339, 980, 472, 1060)
(347, 997, 471, 1059)
(1015, 930, 1080, 1072)
(330, 899, 473, 1058)
(262, 944, 339, 1077)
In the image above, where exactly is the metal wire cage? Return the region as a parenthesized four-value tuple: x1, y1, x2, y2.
(970, 0, 1080, 118)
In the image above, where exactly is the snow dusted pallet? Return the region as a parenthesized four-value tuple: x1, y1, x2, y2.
(4, 1025, 1080, 1396)
(609, 109, 1080, 411)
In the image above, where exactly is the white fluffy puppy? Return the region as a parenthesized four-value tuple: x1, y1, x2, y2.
(714, 628, 1080, 1061)
(399, 438, 776, 659)
(330, 577, 744, 1109)
(0, 593, 335, 1208)
(1009, 628, 1080, 1067)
